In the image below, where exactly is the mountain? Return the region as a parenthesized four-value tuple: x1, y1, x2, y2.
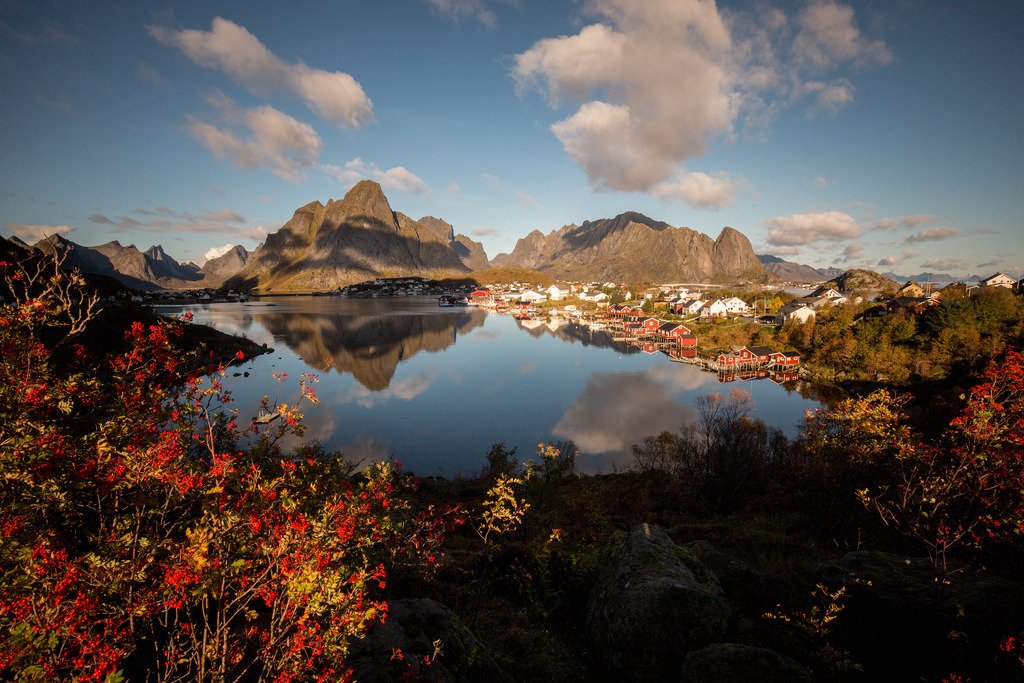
(200, 245, 250, 286)
(757, 254, 828, 282)
(824, 268, 899, 293)
(144, 244, 197, 280)
(815, 266, 845, 279)
(33, 235, 162, 291)
(226, 181, 471, 291)
(416, 216, 490, 271)
(493, 212, 771, 283)
(29, 236, 235, 291)
(452, 235, 489, 271)
(881, 271, 958, 284)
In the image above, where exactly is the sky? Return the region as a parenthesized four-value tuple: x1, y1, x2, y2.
(1, 0, 1021, 277)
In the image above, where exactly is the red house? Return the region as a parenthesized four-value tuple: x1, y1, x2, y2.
(470, 289, 491, 299)
(769, 351, 801, 367)
(640, 318, 661, 334)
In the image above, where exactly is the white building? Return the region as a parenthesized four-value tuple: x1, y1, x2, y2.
(699, 299, 728, 318)
(721, 297, 750, 314)
(677, 298, 706, 315)
(546, 284, 570, 301)
(776, 303, 816, 324)
(519, 289, 547, 303)
(980, 272, 1016, 289)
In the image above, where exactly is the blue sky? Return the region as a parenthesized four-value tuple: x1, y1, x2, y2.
(1, 0, 1021, 277)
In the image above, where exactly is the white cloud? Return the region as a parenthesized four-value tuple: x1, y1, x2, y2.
(516, 191, 538, 205)
(188, 99, 322, 181)
(900, 214, 938, 228)
(5, 224, 75, 241)
(875, 214, 939, 231)
(814, 175, 828, 187)
(481, 172, 503, 188)
(89, 206, 267, 240)
(906, 227, 960, 243)
(764, 210, 861, 246)
(766, 245, 803, 257)
(324, 158, 431, 196)
(836, 241, 864, 263)
(921, 258, 967, 272)
(652, 169, 739, 209)
(424, 0, 497, 29)
(472, 227, 499, 237)
(203, 243, 237, 262)
(514, 0, 889, 205)
(443, 183, 463, 200)
(877, 255, 901, 267)
(793, 1, 892, 69)
(801, 78, 855, 114)
(151, 17, 373, 128)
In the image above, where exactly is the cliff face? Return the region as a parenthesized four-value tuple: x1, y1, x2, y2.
(200, 245, 250, 285)
(227, 181, 471, 291)
(495, 213, 771, 283)
(758, 255, 828, 283)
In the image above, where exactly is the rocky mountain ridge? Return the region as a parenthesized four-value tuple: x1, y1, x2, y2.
(226, 181, 483, 291)
(28, 235, 250, 290)
(492, 212, 771, 283)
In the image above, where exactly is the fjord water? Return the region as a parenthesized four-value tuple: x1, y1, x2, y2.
(161, 297, 824, 476)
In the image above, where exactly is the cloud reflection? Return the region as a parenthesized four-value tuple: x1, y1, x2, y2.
(552, 368, 697, 456)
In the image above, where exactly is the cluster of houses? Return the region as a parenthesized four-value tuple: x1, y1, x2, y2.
(593, 303, 802, 381)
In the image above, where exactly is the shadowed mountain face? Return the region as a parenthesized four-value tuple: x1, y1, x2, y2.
(227, 181, 472, 291)
(757, 254, 828, 282)
(492, 212, 772, 283)
(27, 235, 249, 291)
(256, 305, 486, 390)
(199, 245, 250, 286)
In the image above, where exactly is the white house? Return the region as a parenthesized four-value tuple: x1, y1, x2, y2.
(980, 272, 1016, 289)
(776, 303, 816, 324)
(677, 298, 706, 315)
(580, 291, 609, 302)
(721, 297, 750, 314)
(519, 289, 547, 303)
(546, 284, 570, 301)
(699, 299, 729, 318)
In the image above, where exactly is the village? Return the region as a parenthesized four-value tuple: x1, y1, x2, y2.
(450, 270, 1023, 385)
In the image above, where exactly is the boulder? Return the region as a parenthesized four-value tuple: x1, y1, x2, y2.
(681, 643, 811, 682)
(818, 550, 1024, 676)
(586, 523, 731, 681)
(349, 598, 510, 683)
(684, 540, 787, 611)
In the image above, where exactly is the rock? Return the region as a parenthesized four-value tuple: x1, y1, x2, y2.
(349, 598, 510, 683)
(684, 540, 787, 611)
(586, 523, 731, 681)
(818, 551, 1024, 676)
(496, 212, 773, 283)
(681, 643, 811, 682)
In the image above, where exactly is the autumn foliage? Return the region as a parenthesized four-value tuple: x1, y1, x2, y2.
(0, 259, 459, 681)
(802, 347, 1024, 569)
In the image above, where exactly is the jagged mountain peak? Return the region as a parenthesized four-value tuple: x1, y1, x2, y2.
(227, 184, 471, 291)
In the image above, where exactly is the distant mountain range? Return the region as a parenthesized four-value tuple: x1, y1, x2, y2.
(227, 181, 484, 291)
(27, 235, 251, 290)
(492, 211, 772, 283)
(756, 255, 832, 283)
(14, 181, 998, 293)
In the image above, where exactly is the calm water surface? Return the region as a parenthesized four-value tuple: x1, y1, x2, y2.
(160, 297, 826, 476)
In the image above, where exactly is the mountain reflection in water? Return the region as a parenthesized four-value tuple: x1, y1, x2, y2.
(160, 297, 826, 475)
(255, 301, 486, 390)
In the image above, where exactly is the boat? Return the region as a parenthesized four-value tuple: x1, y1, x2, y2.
(438, 295, 455, 307)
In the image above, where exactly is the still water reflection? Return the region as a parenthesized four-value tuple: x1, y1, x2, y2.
(160, 297, 825, 476)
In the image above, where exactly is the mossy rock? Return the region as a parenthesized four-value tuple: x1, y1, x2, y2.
(586, 523, 731, 682)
